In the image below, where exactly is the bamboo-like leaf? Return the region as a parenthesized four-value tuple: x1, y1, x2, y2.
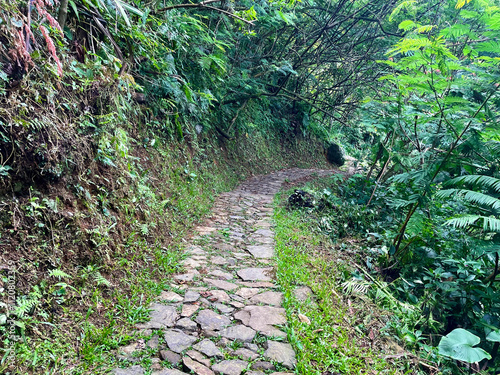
(113, 0, 131, 27)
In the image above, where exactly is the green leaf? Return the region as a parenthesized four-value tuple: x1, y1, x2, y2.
(438, 329, 491, 363)
(113, 0, 131, 27)
(486, 330, 500, 343)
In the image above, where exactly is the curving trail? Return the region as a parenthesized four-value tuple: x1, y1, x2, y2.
(113, 168, 333, 375)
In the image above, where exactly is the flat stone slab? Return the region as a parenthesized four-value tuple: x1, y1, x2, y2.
(175, 270, 200, 283)
(253, 229, 273, 237)
(233, 348, 258, 360)
(214, 303, 234, 314)
(208, 290, 231, 303)
(183, 357, 214, 375)
(164, 329, 197, 353)
(175, 317, 198, 332)
(237, 281, 276, 288)
(204, 278, 239, 291)
(193, 339, 223, 358)
(264, 341, 296, 369)
(212, 359, 248, 375)
(152, 369, 188, 375)
(234, 306, 286, 337)
(186, 351, 211, 367)
(182, 258, 204, 269)
(211, 256, 229, 265)
(136, 304, 178, 329)
(249, 291, 283, 306)
(237, 268, 273, 282)
(246, 245, 274, 259)
(159, 291, 184, 302)
(182, 304, 199, 317)
(209, 270, 234, 280)
(113, 365, 144, 375)
(219, 325, 256, 342)
(235, 288, 261, 299)
(196, 309, 231, 331)
(184, 290, 201, 303)
(159, 350, 182, 365)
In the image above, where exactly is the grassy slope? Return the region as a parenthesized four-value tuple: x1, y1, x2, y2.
(273, 183, 407, 375)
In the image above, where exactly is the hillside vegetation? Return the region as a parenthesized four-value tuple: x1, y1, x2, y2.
(1, 0, 500, 373)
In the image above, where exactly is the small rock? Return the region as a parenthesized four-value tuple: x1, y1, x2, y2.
(209, 290, 231, 303)
(184, 290, 201, 303)
(186, 350, 211, 367)
(251, 361, 275, 371)
(175, 317, 198, 332)
(152, 369, 189, 375)
(234, 305, 286, 337)
(243, 343, 257, 351)
(237, 282, 276, 288)
(193, 339, 223, 358)
(211, 256, 229, 265)
(174, 270, 199, 283)
(232, 348, 258, 360)
(213, 303, 234, 314)
(211, 359, 247, 375)
(264, 341, 297, 369)
(136, 304, 178, 329)
(159, 349, 181, 365)
(229, 301, 245, 309)
(182, 357, 215, 375)
(237, 268, 273, 282)
(235, 288, 261, 299)
(204, 278, 238, 291)
(182, 304, 199, 317)
(219, 325, 256, 342)
(182, 258, 204, 269)
(249, 291, 283, 306)
(113, 365, 144, 375)
(147, 335, 160, 349)
(209, 270, 234, 280)
(164, 329, 197, 353)
(196, 309, 231, 331)
(151, 358, 162, 371)
(246, 245, 274, 259)
(159, 291, 184, 303)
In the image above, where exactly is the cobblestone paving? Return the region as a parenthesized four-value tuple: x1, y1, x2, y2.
(113, 168, 332, 375)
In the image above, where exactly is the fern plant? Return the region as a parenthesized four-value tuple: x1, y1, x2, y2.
(437, 175, 500, 233)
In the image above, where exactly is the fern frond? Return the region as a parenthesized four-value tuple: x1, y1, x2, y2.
(446, 215, 500, 232)
(437, 189, 500, 210)
(389, 1, 417, 22)
(446, 175, 500, 192)
(342, 278, 371, 295)
(94, 272, 111, 287)
(49, 269, 71, 280)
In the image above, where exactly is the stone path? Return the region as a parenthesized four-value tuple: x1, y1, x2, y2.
(113, 168, 332, 375)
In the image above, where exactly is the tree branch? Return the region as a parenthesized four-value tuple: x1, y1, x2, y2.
(155, 0, 254, 25)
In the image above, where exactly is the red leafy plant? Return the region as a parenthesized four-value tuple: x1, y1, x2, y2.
(8, 0, 64, 77)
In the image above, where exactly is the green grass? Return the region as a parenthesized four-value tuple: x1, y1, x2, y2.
(273, 193, 404, 375)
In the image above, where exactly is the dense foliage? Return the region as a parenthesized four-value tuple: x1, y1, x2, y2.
(1, 0, 500, 373)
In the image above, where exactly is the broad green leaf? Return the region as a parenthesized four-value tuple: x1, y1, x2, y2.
(487, 331, 500, 342)
(438, 329, 491, 363)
